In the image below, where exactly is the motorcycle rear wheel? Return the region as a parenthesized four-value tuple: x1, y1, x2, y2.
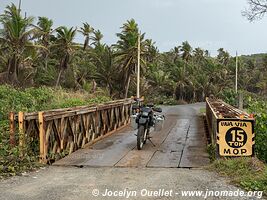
(137, 125, 146, 150)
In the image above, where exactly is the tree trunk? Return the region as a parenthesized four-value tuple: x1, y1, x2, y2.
(0, 72, 9, 84)
(202, 90, 205, 101)
(56, 68, 64, 87)
(172, 86, 176, 99)
(72, 66, 81, 90)
(92, 79, 97, 93)
(179, 85, 184, 100)
(83, 36, 89, 51)
(193, 90, 196, 102)
(7, 55, 20, 85)
(108, 82, 113, 97)
(45, 54, 48, 69)
(124, 76, 131, 99)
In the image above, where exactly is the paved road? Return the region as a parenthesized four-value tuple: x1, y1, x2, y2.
(54, 103, 209, 168)
(0, 104, 261, 200)
(1, 167, 261, 200)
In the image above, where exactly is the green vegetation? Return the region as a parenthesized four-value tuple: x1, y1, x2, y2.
(0, 85, 110, 178)
(0, 3, 266, 101)
(248, 99, 267, 163)
(221, 89, 267, 163)
(209, 158, 267, 195)
(0, 85, 110, 118)
(199, 108, 206, 114)
(206, 144, 216, 162)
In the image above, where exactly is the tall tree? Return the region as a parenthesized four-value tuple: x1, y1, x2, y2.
(144, 39, 158, 63)
(217, 48, 230, 66)
(78, 22, 94, 50)
(54, 26, 77, 86)
(91, 44, 116, 96)
(92, 29, 103, 47)
(0, 3, 35, 84)
(115, 19, 146, 98)
(181, 41, 192, 62)
(173, 46, 181, 62)
(193, 47, 205, 63)
(35, 16, 53, 69)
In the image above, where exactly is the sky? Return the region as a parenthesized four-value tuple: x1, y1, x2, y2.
(1, 0, 267, 56)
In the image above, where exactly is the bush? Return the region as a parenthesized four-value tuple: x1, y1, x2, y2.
(0, 85, 111, 178)
(147, 95, 178, 105)
(220, 89, 238, 106)
(248, 99, 267, 163)
(0, 85, 54, 119)
(221, 89, 267, 163)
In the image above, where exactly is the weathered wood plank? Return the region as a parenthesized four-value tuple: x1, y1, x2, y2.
(9, 112, 15, 147)
(18, 112, 25, 155)
(38, 112, 46, 163)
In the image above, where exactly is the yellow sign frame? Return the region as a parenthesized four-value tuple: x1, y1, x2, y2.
(217, 119, 255, 156)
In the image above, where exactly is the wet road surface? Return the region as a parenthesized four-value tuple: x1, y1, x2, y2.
(54, 103, 209, 168)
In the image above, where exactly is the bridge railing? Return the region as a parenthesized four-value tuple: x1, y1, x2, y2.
(206, 97, 255, 157)
(9, 98, 133, 163)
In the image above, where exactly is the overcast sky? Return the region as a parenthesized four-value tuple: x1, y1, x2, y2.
(1, 0, 267, 56)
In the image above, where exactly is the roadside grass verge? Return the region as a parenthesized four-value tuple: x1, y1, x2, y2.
(199, 107, 206, 114)
(207, 157, 267, 195)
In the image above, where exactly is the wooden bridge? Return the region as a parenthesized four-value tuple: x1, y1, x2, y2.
(9, 99, 210, 168)
(9, 97, 254, 168)
(9, 99, 132, 164)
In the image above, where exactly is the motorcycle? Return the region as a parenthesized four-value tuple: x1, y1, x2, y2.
(131, 100, 165, 150)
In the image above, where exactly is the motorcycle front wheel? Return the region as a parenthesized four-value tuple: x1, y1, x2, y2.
(137, 125, 146, 150)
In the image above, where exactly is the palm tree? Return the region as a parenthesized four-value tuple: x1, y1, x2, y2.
(78, 22, 94, 50)
(91, 44, 116, 96)
(181, 41, 192, 62)
(195, 73, 210, 101)
(175, 67, 188, 100)
(217, 48, 230, 66)
(204, 50, 210, 57)
(92, 29, 103, 47)
(148, 69, 171, 96)
(0, 3, 35, 84)
(173, 46, 181, 62)
(193, 47, 205, 63)
(35, 17, 53, 69)
(115, 19, 147, 98)
(144, 39, 158, 63)
(54, 26, 77, 87)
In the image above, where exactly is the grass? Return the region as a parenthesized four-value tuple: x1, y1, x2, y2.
(199, 107, 206, 114)
(208, 157, 267, 196)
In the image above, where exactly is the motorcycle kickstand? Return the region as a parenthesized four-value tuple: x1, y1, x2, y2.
(147, 137, 156, 147)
